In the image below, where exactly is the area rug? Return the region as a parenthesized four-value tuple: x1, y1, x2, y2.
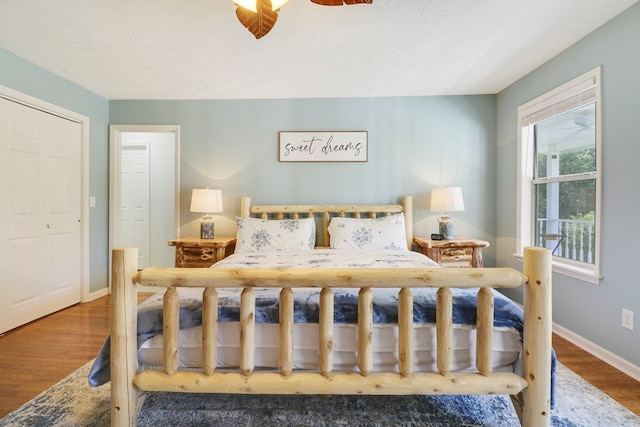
(1, 362, 638, 426)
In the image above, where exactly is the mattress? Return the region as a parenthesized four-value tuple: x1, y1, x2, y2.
(138, 320, 521, 373)
(135, 250, 523, 374)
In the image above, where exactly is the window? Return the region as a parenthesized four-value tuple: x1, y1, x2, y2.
(516, 67, 602, 283)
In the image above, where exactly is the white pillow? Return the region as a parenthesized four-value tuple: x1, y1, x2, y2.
(234, 217, 316, 253)
(327, 213, 408, 251)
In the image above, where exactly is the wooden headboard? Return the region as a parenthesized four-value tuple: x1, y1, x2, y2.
(239, 196, 413, 250)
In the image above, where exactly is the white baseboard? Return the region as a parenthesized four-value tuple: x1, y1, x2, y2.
(84, 285, 160, 300)
(81, 285, 159, 302)
(553, 322, 640, 382)
(82, 286, 109, 302)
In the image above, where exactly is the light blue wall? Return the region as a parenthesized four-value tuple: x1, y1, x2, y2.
(0, 47, 110, 294)
(0, 46, 498, 295)
(496, 3, 640, 366)
(109, 97, 497, 260)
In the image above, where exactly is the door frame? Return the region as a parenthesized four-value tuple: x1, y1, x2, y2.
(0, 84, 90, 301)
(109, 125, 181, 289)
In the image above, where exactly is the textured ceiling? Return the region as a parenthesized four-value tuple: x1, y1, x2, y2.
(0, 0, 637, 100)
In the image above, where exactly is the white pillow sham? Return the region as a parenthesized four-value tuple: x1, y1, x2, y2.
(234, 217, 316, 253)
(327, 213, 408, 251)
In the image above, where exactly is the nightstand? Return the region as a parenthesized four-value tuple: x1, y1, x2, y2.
(413, 237, 489, 268)
(168, 236, 237, 268)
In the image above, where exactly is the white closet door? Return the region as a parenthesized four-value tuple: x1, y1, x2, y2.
(0, 97, 82, 333)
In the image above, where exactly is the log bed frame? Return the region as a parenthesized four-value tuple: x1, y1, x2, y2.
(110, 196, 552, 427)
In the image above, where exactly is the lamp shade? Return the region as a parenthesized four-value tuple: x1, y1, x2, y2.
(190, 189, 223, 214)
(271, 0, 290, 9)
(430, 187, 464, 213)
(233, 0, 289, 12)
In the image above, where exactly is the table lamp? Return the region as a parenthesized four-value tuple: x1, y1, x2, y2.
(430, 187, 464, 240)
(190, 188, 223, 239)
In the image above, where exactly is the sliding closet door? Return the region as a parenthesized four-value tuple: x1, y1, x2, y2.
(0, 97, 82, 333)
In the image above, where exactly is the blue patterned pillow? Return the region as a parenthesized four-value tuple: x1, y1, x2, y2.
(234, 217, 316, 253)
(327, 213, 408, 251)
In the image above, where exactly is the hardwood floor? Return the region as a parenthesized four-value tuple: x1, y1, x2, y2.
(552, 334, 640, 416)
(1, 294, 639, 419)
(0, 295, 113, 418)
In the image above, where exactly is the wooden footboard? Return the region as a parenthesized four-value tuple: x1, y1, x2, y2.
(110, 246, 551, 427)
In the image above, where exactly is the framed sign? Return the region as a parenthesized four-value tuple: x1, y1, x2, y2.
(279, 131, 368, 162)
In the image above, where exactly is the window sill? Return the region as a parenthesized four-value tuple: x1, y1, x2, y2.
(513, 252, 602, 285)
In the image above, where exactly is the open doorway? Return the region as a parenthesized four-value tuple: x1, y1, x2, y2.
(109, 125, 180, 273)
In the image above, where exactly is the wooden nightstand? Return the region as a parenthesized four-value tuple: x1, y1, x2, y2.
(168, 236, 237, 268)
(413, 237, 489, 268)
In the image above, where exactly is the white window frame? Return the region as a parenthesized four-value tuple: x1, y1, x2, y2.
(515, 67, 602, 284)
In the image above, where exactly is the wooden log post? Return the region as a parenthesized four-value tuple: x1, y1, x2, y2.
(522, 246, 552, 427)
(240, 287, 256, 376)
(476, 287, 494, 376)
(279, 287, 294, 376)
(240, 197, 251, 218)
(398, 287, 413, 377)
(323, 212, 330, 247)
(358, 287, 373, 376)
(163, 286, 179, 375)
(319, 288, 334, 376)
(403, 196, 413, 249)
(202, 287, 218, 376)
(436, 287, 453, 376)
(111, 248, 139, 427)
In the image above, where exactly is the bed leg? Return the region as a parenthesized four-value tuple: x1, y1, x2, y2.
(522, 246, 552, 427)
(111, 248, 140, 427)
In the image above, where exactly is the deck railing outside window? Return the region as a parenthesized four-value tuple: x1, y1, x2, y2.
(537, 218, 595, 264)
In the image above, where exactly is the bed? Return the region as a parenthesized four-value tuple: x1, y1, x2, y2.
(92, 196, 553, 427)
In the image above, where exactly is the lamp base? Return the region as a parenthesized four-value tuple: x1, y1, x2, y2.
(200, 217, 215, 239)
(438, 216, 454, 240)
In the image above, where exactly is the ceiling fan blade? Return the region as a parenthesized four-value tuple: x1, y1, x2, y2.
(236, 0, 279, 39)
